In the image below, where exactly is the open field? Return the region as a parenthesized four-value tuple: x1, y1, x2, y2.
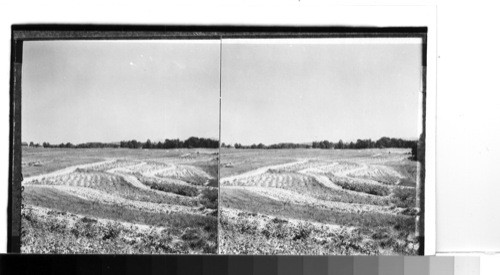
(220, 148, 419, 255)
(21, 148, 218, 254)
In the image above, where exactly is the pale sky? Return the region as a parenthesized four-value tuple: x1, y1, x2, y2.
(22, 40, 220, 144)
(22, 38, 422, 145)
(221, 38, 423, 145)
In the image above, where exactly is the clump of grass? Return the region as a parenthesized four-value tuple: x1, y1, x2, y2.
(200, 188, 218, 209)
(261, 221, 294, 239)
(392, 215, 415, 233)
(330, 228, 377, 255)
(102, 222, 121, 240)
(391, 187, 416, 208)
(181, 228, 201, 241)
(371, 228, 391, 240)
(292, 223, 313, 241)
(180, 228, 209, 251)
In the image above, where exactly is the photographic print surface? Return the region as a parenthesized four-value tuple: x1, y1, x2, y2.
(20, 40, 220, 254)
(219, 38, 424, 255)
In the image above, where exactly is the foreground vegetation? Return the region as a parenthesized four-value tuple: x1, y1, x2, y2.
(22, 206, 217, 254)
(220, 209, 417, 255)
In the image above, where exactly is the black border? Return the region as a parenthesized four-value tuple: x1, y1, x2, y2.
(9, 24, 428, 255)
(12, 24, 427, 40)
(9, 36, 23, 253)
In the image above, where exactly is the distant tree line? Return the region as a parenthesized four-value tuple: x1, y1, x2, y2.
(22, 141, 42, 147)
(334, 137, 417, 150)
(222, 137, 418, 151)
(28, 137, 219, 150)
(120, 137, 218, 149)
(312, 140, 335, 149)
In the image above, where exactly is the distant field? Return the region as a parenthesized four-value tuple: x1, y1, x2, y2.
(220, 148, 420, 255)
(220, 148, 400, 178)
(21, 147, 218, 254)
(22, 147, 218, 177)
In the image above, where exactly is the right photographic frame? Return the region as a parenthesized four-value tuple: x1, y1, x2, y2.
(218, 31, 426, 255)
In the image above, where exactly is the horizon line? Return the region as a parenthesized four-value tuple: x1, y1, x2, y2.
(22, 135, 420, 145)
(22, 136, 220, 145)
(222, 136, 419, 146)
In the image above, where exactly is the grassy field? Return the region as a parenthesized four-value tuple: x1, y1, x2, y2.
(21, 147, 218, 254)
(220, 148, 420, 255)
(220, 149, 383, 178)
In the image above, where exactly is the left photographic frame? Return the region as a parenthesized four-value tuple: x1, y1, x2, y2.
(10, 29, 221, 254)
